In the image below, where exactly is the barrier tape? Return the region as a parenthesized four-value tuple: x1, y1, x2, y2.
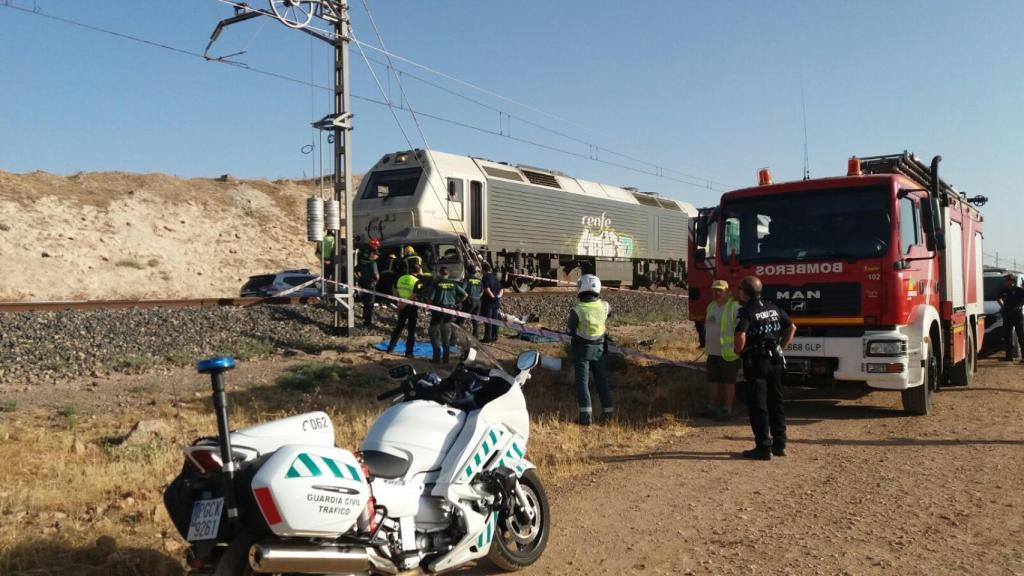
(272, 276, 323, 297)
(509, 273, 691, 300)
(314, 277, 704, 372)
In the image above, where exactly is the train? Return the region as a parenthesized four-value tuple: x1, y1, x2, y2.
(351, 149, 696, 290)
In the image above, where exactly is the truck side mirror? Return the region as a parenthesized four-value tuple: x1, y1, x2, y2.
(695, 248, 707, 261)
(694, 219, 708, 247)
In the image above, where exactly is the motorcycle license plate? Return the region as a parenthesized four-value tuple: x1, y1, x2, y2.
(186, 497, 224, 542)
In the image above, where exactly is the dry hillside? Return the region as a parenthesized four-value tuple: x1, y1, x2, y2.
(0, 171, 363, 301)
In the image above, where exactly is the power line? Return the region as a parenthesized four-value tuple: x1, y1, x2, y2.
(1, 2, 726, 193)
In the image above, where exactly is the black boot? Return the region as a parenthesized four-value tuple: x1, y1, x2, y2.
(741, 447, 772, 460)
(771, 446, 787, 457)
(576, 412, 593, 426)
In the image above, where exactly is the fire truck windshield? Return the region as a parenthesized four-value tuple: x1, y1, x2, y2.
(719, 185, 891, 262)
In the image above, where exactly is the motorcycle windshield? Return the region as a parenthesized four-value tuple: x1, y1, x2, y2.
(450, 324, 508, 377)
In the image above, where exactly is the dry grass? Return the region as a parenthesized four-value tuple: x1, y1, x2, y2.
(0, 326, 706, 574)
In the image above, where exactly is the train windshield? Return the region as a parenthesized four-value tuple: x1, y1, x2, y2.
(719, 185, 891, 262)
(361, 167, 422, 200)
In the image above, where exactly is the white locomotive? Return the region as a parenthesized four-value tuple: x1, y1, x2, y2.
(352, 149, 696, 290)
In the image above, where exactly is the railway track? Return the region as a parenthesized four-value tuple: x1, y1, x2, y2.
(0, 296, 321, 313)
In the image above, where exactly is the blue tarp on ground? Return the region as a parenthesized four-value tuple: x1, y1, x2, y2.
(373, 340, 458, 359)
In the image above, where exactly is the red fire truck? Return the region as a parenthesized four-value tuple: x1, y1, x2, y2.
(689, 152, 987, 414)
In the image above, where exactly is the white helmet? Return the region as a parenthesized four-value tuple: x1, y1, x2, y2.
(577, 274, 601, 295)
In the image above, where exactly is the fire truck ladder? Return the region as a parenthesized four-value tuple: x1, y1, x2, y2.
(858, 151, 959, 201)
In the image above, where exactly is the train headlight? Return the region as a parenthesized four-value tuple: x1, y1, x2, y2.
(865, 340, 906, 357)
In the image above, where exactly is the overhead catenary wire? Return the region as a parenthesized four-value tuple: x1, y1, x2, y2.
(2, 1, 726, 193)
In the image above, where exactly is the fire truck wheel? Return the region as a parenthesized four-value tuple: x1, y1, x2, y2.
(948, 328, 976, 387)
(902, 348, 937, 415)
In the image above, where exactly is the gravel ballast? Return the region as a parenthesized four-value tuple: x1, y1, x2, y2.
(0, 291, 689, 385)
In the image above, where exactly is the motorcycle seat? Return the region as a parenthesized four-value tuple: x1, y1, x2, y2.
(362, 450, 410, 479)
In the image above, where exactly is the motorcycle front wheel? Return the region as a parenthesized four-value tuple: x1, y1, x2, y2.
(487, 469, 550, 571)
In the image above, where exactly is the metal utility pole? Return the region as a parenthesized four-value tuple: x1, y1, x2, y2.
(206, 0, 356, 334)
(333, 2, 355, 334)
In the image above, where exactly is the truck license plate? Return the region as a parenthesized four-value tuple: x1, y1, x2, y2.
(186, 497, 224, 542)
(785, 338, 825, 356)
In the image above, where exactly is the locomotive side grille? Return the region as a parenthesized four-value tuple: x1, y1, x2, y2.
(482, 165, 525, 182)
(763, 282, 861, 316)
(657, 199, 682, 211)
(521, 169, 562, 189)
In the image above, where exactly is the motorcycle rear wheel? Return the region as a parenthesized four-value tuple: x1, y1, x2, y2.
(487, 469, 550, 571)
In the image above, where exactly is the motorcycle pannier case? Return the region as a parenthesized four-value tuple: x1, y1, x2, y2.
(250, 444, 370, 537)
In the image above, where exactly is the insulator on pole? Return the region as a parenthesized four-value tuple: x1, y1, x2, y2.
(323, 198, 341, 231)
(306, 196, 325, 241)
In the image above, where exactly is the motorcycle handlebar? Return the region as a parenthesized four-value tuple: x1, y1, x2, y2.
(376, 386, 406, 402)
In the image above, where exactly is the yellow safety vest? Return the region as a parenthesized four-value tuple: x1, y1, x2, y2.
(706, 298, 740, 361)
(396, 274, 419, 299)
(572, 299, 609, 341)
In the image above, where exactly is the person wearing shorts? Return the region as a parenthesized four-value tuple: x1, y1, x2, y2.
(701, 279, 740, 420)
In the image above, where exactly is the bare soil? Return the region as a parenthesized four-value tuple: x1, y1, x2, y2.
(523, 356, 1024, 576)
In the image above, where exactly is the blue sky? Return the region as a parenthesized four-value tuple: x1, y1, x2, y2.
(1, 1, 1022, 266)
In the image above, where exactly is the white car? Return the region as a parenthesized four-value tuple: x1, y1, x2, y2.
(240, 269, 322, 297)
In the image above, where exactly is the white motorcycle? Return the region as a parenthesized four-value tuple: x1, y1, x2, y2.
(163, 326, 549, 575)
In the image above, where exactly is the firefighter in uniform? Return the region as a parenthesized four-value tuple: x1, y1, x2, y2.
(456, 264, 484, 338)
(377, 252, 399, 297)
(734, 275, 796, 460)
(998, 273, 1024, 361)
(387, 263, 423, 357)
(355, 249, 379, 327)
(428, 267, 467, 363)
(568, 274, 613, 426)
(403, 246, 423, 275)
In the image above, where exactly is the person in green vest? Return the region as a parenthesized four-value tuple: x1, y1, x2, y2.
(567, 274, 612, 426)
(315, 231, 336, 281)
(455, 264, 484, 338)
(701, 279, 741, 420)
(428, 267, 468, 364)
(377, 251, 399, 297)
(386, 262, 423, 357)
(355, 249, 379, 327)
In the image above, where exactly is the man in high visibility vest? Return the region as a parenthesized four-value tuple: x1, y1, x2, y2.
(315, 231, 336, 281)
(701, 279, 741, 421)
(567, 274, 612, 426)
(386, 262, 424, 357)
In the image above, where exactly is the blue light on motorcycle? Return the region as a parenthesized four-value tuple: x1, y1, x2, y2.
(196, 356, 236, 374)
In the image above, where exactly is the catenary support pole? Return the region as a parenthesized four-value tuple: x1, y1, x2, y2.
(332, 0, 355, 334)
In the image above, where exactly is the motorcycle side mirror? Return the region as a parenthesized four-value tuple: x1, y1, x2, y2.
(388, 364, 415, 379)
(516, 350, 540, 372)
(461, 348, 478, 364)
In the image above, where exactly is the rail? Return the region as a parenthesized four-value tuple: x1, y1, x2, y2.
(0, 296, 322, 313)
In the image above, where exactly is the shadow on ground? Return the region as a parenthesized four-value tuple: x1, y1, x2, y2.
(1, 537, 183, 576)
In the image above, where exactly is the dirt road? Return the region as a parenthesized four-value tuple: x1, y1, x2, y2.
(526, 357, 1024, 576)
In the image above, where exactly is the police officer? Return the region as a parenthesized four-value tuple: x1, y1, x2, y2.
(568, 274, 613, 426)
(998, 273, 1024, 362)
(734, 275, 796, 460)
(456, 264, 485, 338)
(387, 262, 424, 358)
(355, 249, 379, 327)
(427, 267, 468, 363)
(403, 245, 423, 275)
(480, 262, 503, 343)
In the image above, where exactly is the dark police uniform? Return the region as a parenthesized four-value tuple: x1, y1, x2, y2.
(456, 273, 484, 338)
(735, 297, 792, 452)
(480, 271, 503, 342)
(428, 277, 467, 362)
(377, 253, 398, 297)
(355, 254, 379, 326)
(998, 282, 1024, 360)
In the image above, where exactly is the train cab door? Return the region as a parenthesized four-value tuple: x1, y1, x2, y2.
(445, 177, 465, 222)
(469, 179, 485, 244)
